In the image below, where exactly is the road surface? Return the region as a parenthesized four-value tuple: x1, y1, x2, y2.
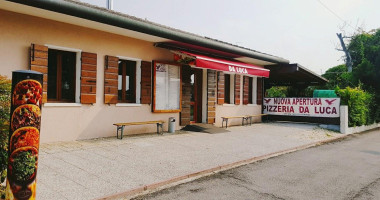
(135, 129, 380, 200)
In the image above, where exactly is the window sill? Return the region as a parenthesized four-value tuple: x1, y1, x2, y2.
(43, 103, 82, 107)
(222, 104, 236, 107)
(247, 104, 259, 107)
(116, 103, 142, 107)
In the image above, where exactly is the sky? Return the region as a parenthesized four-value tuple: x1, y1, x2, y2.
(81, 0, 380, 75)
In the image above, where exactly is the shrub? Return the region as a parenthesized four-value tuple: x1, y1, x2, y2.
(0, 75, 11, 199)
(266, 86, 287, 97)
(336, 86, 374, 127)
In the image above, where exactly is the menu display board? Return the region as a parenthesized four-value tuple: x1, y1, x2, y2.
(153, 62, 181, 112)
(6, 70, 43, 200)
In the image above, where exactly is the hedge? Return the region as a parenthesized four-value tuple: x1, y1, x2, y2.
(336, 86, 374, 127)
(0, 75, 11, 199)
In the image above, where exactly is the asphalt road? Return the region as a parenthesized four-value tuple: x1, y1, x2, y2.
(135, 128, 380, 200)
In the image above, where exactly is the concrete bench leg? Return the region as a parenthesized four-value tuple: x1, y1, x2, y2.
(245, 117, 250, 126)
(222, 118, 228, 128)
(116, 126, 120, 139)
(117, 125, 124, 139)
(157, 123, 164, 135)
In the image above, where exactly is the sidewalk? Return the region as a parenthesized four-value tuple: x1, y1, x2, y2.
(36, 122, 342, 200)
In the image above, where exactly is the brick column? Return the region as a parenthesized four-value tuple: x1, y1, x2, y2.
(243, 76, 249, 105)
(234, 74, 241, 105)
(180, 65, 192, 126)
(207, 70, 216, 124)
(216, 71, 224, 105)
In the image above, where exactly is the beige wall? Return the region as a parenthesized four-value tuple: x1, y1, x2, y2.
(0, 9, 179, 143)
(215, 105, 262, 127)
(214, 75, 262, 127)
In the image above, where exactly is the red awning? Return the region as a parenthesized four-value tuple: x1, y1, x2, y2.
(174, 51, 270, 77)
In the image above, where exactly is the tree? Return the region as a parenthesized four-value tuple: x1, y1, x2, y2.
(322, 64, 353, 89)
(349, 29, 380, 122)
(336, 33, 353, 72)
(326, 29, 380, 123)
(348, 29, 380, 92)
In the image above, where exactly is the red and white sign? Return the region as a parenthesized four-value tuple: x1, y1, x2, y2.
(263, 98, 340, 117)
(174, 51, 270, 77)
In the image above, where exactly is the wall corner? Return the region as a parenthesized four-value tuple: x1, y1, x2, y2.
(340, 105, 348, 134)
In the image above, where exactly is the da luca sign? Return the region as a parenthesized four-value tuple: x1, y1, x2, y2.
(229, 65, 248, 74)
(263, 98, 340, 117)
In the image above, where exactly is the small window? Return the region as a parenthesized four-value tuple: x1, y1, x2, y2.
(224, 74, 231, 103)
(118, 60, 136, 103)
(47, 49, 76, 102)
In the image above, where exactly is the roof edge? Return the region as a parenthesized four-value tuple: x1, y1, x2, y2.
(6, 0, 289, 64)
(295, 63, 328, 82)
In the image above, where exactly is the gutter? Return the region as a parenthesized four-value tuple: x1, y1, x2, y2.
(6, 0, 289, 64)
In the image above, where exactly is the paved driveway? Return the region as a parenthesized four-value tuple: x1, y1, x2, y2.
(36, 122, 341, 200)
(137, 128, 380, 200)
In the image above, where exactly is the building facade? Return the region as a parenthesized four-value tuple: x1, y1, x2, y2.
(0, 0, 290, 143)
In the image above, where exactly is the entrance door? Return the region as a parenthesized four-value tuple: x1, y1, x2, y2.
(190, 68, 203, 123)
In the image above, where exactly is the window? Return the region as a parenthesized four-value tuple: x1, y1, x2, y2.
(224, 74, 235, 104)
(118, 60, 136, 103)
(47, 49, 76, 102)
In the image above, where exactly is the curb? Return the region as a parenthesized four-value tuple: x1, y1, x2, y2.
(96, 134, 347, 200)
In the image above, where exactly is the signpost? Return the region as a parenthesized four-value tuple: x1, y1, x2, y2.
(6, 70, 43, 200)
(263, 97, 340, 118)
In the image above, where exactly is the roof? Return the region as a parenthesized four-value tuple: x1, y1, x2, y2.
(264, 64, 328, 87)
(3, 0, 328, 85)
(62, 0, 285, 60)
(3, 0, 289, 65)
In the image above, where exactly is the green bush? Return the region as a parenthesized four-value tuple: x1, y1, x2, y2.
(336, 86, 374, 127)
(0, 75, 11, 199)
(322, 64, 354, 89)
(266, 86, 287, 97)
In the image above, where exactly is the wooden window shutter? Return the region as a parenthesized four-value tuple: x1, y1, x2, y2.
(234, 75, 241, 105)
(257, 77, 263, 105)
(140, 61, 152, 104)
(243, 76, 249, 105)
(216, 71, 224, 105)
(104, 55, 119, 104)
(30, 43, 48, 103)
(81, 52, 97, 104)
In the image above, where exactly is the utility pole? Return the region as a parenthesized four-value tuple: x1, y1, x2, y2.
(336, 33, 353, 72)
(107, 0, 113, 10)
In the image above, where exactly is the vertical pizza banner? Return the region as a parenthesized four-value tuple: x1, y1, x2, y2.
(6, 70, 43, 200)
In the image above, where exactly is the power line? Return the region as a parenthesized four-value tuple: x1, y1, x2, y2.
(316, 0, 356, 30)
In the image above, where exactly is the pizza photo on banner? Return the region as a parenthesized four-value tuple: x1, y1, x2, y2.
(263, 97, 340, 117)
(6, 70, 43, 200)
